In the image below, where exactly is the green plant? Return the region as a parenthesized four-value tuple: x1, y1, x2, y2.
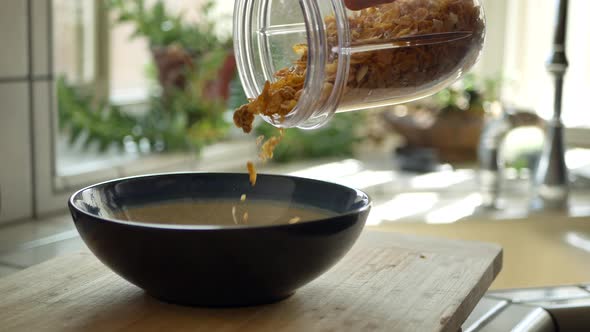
(433, 73, 502, 114)
(227, 75, 249, 112)
(254, 113, 365, 163)
(58, 66, 229, 153)
(58, 1, 234, 154)
(58, 77, 141, 152)
(107, 0, 230, 53)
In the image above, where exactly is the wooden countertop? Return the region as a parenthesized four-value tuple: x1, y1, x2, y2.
(0, 231, 501, 332)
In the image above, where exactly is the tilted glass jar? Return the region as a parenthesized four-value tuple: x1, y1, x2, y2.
(233, 0, 486, 130)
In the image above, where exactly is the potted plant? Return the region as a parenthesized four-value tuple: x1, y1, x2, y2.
(107, 0, 236, 100)
(383, 74, 501, 163)
(57, 1, 235, 154)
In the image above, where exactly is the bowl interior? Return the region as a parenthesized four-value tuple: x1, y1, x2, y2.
(70, 173, 370, 227)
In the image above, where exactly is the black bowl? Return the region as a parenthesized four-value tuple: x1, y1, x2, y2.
(68, 172, 371, 307)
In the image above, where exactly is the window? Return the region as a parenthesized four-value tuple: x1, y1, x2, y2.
(0, 0, 238, 220)
(502, 0, 590, 130)
(54, 0, 237, 180)
(109, 0, 234, 104)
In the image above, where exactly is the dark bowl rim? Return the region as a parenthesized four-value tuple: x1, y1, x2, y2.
(68, 171, 372, 231)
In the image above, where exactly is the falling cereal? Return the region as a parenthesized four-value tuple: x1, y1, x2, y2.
(247, 161, 257, 186)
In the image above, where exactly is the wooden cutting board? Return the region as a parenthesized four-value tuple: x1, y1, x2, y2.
(0, 231, 501, 332)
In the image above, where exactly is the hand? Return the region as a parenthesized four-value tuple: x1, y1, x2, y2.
(343, 0, 396, 11)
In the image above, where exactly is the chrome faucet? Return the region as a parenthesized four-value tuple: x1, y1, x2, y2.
(478, 109, 544, 209)
(479, 0, 571, 211)
(531, 0, 570, 211)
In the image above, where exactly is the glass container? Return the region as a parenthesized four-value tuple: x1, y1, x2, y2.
(234, 0, 486, 129)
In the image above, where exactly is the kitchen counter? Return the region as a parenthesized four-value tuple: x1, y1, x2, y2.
(371, 217, 590, 290)
(0, 231, 501, 332)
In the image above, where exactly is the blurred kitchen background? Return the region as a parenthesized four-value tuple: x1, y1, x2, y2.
(1, 0, 590, 291)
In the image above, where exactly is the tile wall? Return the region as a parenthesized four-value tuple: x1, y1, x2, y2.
(0, 0, 54, 223)
(1, 1, 31, 222)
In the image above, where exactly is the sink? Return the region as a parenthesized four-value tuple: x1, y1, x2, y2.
(461, 285, 590, 331)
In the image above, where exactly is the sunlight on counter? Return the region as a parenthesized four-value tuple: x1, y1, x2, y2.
(367, 193, 440, 226)
(425, 193, 483, 224)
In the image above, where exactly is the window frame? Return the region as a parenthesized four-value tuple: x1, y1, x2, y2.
(3, 0, 589, 223)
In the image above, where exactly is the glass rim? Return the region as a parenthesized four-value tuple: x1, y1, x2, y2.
(233, 0, 351, 129)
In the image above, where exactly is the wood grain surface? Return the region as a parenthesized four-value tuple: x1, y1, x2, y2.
(0, 231, 502, 332)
